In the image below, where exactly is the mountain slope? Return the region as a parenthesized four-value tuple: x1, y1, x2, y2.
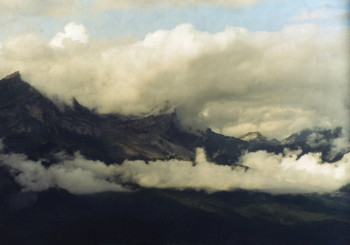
(0, 72, 346, 165)
(0, 72, 200, 163)
(0, 72, 349, 245)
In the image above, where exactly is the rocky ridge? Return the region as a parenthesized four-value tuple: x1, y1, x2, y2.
(0, 72, 346, 164)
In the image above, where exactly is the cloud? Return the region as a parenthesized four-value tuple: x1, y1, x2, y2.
(306, 131, 350, 156)
(116, 148, 350, 194)
(306, 132, 330, 148)
(0, 23, 348, 139)
(0, 152, 127, 194)
(50, 23, 89, 48)
(1, 148, 349, 194)
(0, 0, 81, 16)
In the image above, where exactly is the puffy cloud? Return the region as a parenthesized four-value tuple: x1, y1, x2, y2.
(1, 148, 350, 194)
(0, 139, 3, 151)
(50, 23, 89, 48)
(0, 23, 348, 139)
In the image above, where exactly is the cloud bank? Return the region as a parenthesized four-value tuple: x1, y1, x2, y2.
(117, 148, 350, 194)
(0, 152, 127, 194)
(0, 22, 348, 138)
(1, 148, 349, 195)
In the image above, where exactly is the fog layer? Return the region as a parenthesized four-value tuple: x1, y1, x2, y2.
(1, 148, 349, 195)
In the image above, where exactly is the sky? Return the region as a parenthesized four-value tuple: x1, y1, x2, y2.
(0, 0, 348, 39)
(0, 0, 349, 139)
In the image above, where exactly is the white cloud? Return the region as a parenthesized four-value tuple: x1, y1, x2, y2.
(1, 148, 349, 194)
(0, 23, 348, 139)
(115, 148, 350, 194)
(0, 152, 127, 194)
(50, 23, 89, 48)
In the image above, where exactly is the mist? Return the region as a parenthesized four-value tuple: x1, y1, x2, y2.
(1, 147, 349, 195)
(0, 152, 127, 194)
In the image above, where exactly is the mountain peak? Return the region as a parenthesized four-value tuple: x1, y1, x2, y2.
(4, 71, 20, 80)
(0, 71, 33, 94)
(239, 132, 267, 141)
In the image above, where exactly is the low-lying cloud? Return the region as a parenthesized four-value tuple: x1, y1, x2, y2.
(117, 148, 350, 194)
(1, 148, 349, 195)
(0, 22, 348, 139)
(0, 152, 127, 194)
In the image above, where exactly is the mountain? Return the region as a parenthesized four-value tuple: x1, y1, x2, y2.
(0, 72, 255, 165)
(0, 72, 200, 163)
(0, 72, 349, 245)
(0, 72, 345, 165)
(240, 131, 280, 146)
(240, 131, 267, 142)
(282, 127, 342, 146)
(281, 127, 344, 161)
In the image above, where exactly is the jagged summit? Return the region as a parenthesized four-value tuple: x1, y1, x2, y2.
(0, 72, 344, 164)
(239, 132, 267, 142)
(4, 71, 20, 79)
(0, 72, 199, 163)
(0, 71, 33, 92)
